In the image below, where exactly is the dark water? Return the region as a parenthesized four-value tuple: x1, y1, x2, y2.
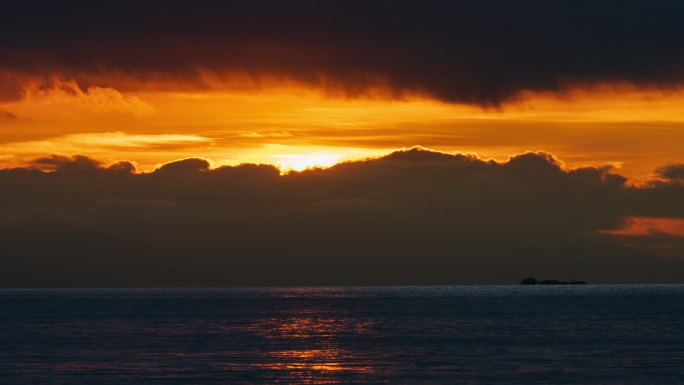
(2, 286, 684, 384)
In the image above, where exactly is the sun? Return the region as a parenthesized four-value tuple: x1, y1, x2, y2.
(271, 151, 347, 172)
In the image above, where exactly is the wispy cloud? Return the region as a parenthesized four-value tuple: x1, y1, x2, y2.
(20, 78, 154, 117)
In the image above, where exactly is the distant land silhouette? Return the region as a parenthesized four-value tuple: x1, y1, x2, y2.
(520, 278, 587, 285)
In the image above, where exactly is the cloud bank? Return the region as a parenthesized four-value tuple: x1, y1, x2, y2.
(2, 1, 684, 105)
(1, 148, 684, 287)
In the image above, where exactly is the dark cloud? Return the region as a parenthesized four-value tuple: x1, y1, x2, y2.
(33, 155, 103, 172)
(657, 164, 684, 181)
(2, 1, 684, 105)
(33, 155, 136, 175)
(608, 233, 684, 261)
(155, 158, 211, 174)
(1, 148, 684, 287)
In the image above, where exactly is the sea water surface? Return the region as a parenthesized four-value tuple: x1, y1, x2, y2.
(2, 285, 684, 384)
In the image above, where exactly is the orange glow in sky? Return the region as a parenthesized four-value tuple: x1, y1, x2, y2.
(602, 217, 684, 237)
(1, 79, 684, 181)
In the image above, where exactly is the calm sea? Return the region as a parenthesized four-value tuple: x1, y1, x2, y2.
(2, 285, 684, 384)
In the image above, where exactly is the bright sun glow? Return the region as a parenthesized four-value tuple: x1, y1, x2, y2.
(271, 151, 347, 172)
(4, 84, 684, 180)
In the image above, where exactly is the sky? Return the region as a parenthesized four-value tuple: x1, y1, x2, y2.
(2, 1, 684, 286)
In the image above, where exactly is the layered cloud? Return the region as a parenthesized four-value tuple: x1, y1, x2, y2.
(1, 148, 683, 287)
(19, 78, 154, 116)
(2, 1, 684, 105)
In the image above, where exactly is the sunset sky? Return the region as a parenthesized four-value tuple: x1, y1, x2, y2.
(2, 1, 684, 286)
(4, 80, 684, 180)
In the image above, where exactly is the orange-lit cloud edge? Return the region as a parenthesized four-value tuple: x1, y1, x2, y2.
(10, 145, 684, 240)
(2, 77, 684, 179)
(2, 74, 684, 239)
(600, 217, 684, 237)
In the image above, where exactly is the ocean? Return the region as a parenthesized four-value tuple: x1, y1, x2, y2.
(2, 285, 684, 384)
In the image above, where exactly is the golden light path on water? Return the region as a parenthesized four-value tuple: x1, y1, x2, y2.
(246, 292, 376, 382)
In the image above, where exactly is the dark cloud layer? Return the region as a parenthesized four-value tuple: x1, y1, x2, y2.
(2, 1, 684, 104)
(1, 148, 684, 287)
(657, 164, 684, 181)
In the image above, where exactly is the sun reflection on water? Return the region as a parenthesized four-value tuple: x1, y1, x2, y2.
(247, 301, 375, 382)
(257, 348, 372, 373)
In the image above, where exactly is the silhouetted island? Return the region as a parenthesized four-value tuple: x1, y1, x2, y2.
(520, 277, 587, 285)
